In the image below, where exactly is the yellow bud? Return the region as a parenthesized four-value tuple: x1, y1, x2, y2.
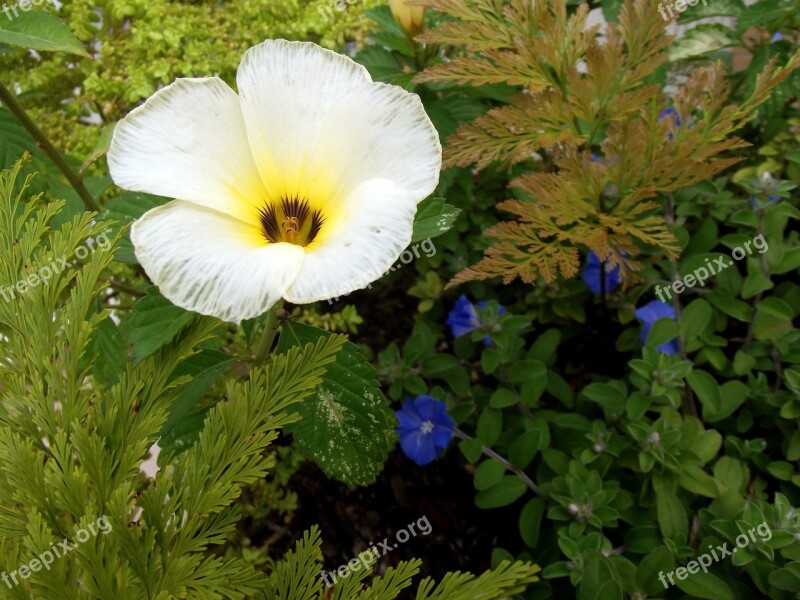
(388, 0, 425, 38)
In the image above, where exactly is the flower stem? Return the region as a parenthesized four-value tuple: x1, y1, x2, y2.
(0, 79, 100, 213)
(454, 428, 542, 497)
(253, 300, 285, 364)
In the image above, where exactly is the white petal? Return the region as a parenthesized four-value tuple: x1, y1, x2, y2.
(317, 81, 442, 201)
(131, 201, 304, 323)
(236, 39, 372, 202)
(109, 78, 265, 224)
(284, 179, 417, 304)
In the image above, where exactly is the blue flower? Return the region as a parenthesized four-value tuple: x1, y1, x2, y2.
(635, 300, 679, 355)
(582, 251, 620, 294)
(396, 396, 455, 466)
(446, 295, 506, 345)
(446, 295, 480, 337)
(659, 108, 682, 140)
(772, 32, 782, 42)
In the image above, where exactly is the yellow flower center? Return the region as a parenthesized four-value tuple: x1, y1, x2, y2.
(258, 197, 325, 247)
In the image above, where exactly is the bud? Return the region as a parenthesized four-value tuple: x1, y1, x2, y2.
(388, 0, 425, 38)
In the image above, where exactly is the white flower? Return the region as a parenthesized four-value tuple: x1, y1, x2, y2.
(108, 39, 442, 323)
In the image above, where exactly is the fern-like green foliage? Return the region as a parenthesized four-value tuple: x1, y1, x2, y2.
(261, 525, 541, 600)
(0, 157, 336, 598)
(416, 0, 800, 287)
(0, 158, 541, 598)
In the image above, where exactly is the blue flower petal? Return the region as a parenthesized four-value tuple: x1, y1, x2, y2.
(446, 295, 480, 337)
(395, 396, 455, 466)
(396, 400, 423, 431)
(413, 395, 441, 421)
(582, 252, 620, 294)
(657, 339, 680, 356)
(399, 429, 439, 466)
(433, 423, 455, 448)
(635, 300, 678, 353)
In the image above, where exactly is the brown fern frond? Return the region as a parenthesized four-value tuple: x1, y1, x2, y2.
(417, 0, 799, 289)
(443, 92, 582, 169)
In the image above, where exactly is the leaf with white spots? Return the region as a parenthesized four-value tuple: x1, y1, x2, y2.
(277, 322, 396, 486)
(411, 196, 462, 243)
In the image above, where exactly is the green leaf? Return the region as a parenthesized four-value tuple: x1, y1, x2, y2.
(579, 551, 623, 600)
(677, 0, 744, 21)
(519, 498, 545, 548)
(475, 476, 527, 509)
(680, 299, 712, 343)
(656, 490, 688, 540)
(159, 350, 235, 440)
(769, 562, 800, 592)
(474, 459, 505, 490)
(411, 197, 462, 243)
(477, 408, 503, 447)
(635, 546, 674, 596)
(646, 317, 680, 348)
(676, 571, 735, 599)
(100, 191, 170, 263)
(277, 322, 396, 486)
(490, 389, 518, 408)
(459, 438, 483, 463)
(687, 370, 721, 420)
(80, 122, 116, 175)
(509, 428, 544, 469)
(365, 6, 416, 55)
(157, 408, 211, 463)
(678, 466, 719, 498)
(753, 297, 794, 341)
(669, 23, 734, 61)
(0, 9, 88, 56)
(88, 315, 127, 385)
(129, 287, 198, 365)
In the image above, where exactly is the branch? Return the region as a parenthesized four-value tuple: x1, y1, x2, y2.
(0, 79, 100, 212)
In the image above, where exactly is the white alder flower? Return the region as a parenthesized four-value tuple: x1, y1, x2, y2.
(108, 39, 442, 323)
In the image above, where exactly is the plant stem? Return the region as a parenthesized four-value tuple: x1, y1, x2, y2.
(253, 300, 285, 364)
(664, 194, 697, 417)
(0, 79, 100, 213)
(454, 428, 542, 497)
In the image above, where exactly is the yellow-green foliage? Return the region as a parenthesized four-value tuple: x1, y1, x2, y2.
(0, 0, 380, 158)
(417, 0, 800, 288)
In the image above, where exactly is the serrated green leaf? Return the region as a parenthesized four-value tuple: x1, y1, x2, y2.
(669, 23, 734, 61)
(129, 287, 198, 365)
(411, 197, 461, 243)
(277, 322, 396, 486)
(160, 349, 235, 441)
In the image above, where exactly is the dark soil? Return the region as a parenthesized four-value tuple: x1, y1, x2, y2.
(287, 444, 527, 597)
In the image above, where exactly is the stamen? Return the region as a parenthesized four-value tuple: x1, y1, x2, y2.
(258, 196, 325, 246)
(282, 217, 300, 244)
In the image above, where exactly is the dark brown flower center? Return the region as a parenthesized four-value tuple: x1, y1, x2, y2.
(258, 196, 324, 246)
